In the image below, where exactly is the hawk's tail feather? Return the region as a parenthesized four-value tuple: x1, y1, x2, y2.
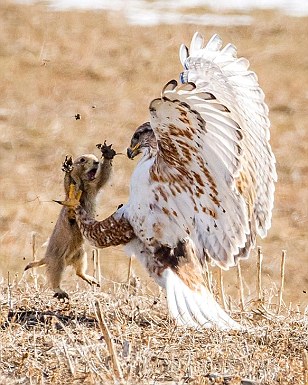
(163, 268, 242, 330)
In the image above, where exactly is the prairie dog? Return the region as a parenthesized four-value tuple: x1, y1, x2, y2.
(25, 143, 116, 299)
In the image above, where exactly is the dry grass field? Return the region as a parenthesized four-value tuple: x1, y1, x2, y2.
(0, 2, 307, 384)
(0, 279, 307, 385)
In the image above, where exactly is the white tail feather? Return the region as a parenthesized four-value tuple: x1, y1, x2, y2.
(164, 268, 242, 330)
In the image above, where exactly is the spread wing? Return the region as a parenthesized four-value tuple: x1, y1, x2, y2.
(147, 80, 248, 268)
(180, 33, 277, 238)
(124, 33, 276, 269)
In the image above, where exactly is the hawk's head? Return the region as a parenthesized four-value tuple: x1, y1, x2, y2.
(127, 122, 156, 159)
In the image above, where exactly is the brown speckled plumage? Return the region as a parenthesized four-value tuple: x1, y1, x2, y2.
(75, 206, 135, 248)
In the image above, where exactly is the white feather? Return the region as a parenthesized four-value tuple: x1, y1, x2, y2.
(164, 268, 241, 330)
(181, 33, 276, 237)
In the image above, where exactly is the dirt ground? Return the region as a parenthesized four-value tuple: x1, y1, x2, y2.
(0, 281, 307, 384)
(0, 2, 307, 308)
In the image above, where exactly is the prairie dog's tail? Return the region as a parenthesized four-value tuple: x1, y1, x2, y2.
(24, 258, 46, 271)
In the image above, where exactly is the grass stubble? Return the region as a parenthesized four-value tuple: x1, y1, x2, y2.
(0, 260, 308, 385)
(0, 1, 307, 384)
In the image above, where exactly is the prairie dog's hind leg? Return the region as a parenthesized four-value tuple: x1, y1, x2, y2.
(46, 256, 69, 300)
(73, 249, 100, 287)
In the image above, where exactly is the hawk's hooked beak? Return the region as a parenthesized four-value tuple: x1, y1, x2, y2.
(127, 143, 141, 159)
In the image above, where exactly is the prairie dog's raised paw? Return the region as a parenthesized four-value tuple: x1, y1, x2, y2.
(96, 141, 117, 160)
(62, 155, 74, 173)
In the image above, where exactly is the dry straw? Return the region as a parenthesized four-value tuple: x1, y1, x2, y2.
(237, 261, 245, 312)
(303, 350, 308, 385)
(31, 232, 38, 290)
(92, 249, 97, 282)
(97, 250, 102, 287)
(127, 256, 133, 286)
(92, 248, 101, 287)
(257, 246, 263, 303)
(94, 300, 124, 383)
(218, 268, 227, 312)
(62, 337, 76, 376)
(277, 250, 287, 314)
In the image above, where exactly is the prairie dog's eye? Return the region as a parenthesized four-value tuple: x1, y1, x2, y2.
(79, 157, 86, 163)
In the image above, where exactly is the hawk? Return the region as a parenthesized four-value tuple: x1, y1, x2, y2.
(62, 33, 276, 330)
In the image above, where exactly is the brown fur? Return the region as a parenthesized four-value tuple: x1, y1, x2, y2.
(24, 152, 113, 299)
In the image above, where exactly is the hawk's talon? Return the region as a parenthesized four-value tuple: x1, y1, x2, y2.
(54, 184, 82, 209)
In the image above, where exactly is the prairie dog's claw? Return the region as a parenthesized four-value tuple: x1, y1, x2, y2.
(96, 141, 117, 160)
(62, 155, 74, 173)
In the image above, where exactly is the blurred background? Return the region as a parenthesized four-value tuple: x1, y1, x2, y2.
(0, 0, 307, 307)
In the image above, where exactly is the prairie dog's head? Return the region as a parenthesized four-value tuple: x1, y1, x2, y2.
(71, 154, 101, 184)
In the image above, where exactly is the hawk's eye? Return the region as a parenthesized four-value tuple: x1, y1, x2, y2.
(134, 133, 140, 141)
